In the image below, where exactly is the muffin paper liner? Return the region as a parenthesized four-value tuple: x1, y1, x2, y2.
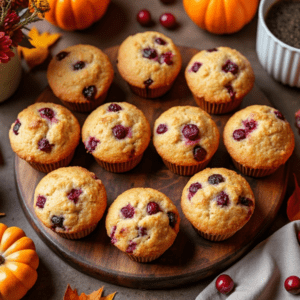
(162, 158, 211, 176)
(60, 91, 108, 113)
(27, 150, 75, 173)
(56, 223, 98, 240)
(194, 226, 236, 241)
(193, 95, 243, 115)
(95, 154, 143, 173)
(232, 159, 278, 178)
(129, 84, 172, 99)
(126, 253, 161, 263)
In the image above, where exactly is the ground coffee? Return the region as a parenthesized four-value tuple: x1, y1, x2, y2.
(265, 0, 300, 49)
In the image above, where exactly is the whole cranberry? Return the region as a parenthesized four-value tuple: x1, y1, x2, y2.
(233, 129, 246, 141)
(222, 60, 239, 75)
(159, 13, 177, 29)
(156, 124, 168, 134)
(83, 85, 96, 101)
(137, 9, 152, 26)
(56, 51, 69, 61)
(190, 62, 202, 73)
(121, 204, 135, 219)
(38, 138, 53, 153)
(13, 119, 21, 135)
(182, 124, 199, 140)
(73, 61, 85, 70)
(193, 145, 207, 162)
(216, 191, 230, 207)
(147, 202, 161, 215)
(215, 274, 234, 294)
(36, 195, 46, 209)
(112, 125, 129, 139)
(284, 276, 300, 294)
(108, 103, 122, 112)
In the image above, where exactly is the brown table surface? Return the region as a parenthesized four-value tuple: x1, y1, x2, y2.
(1, 1, 300, 299)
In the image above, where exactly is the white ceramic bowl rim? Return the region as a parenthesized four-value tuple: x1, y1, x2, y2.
(259, 0, 300, 53)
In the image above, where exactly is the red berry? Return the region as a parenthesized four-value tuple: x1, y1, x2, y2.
(284, 276, 300, 294)
(216, 274, 234, 294)
(159, 13, 176, 29)
(137, 9, 152, 26)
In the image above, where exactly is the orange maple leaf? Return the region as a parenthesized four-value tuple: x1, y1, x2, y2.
(63, 284, 116, 300)
(18, 27, 61, 69)
(287, 174, 300, 221)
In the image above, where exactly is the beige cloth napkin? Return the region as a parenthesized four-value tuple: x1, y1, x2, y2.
(196, 220, 300, 300)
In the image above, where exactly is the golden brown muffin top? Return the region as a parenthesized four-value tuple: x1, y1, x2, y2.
(223, 105, 295, 169)
(34, 166, 107, 234)
(105, 188, 180, 258)
(82, 102, 151, 163)
(153, 106, 220, 166)
(117, 31, 182, 89)
(185, 47, 255, 103)
(9, 102, 80, 164)
(181, 168, 255, 236)
(47, 44, 114, 103)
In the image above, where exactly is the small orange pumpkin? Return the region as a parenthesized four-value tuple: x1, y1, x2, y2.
(45, 0, 111, 31)
(0, 223, 39, 300)
(183, 0, 259, 35)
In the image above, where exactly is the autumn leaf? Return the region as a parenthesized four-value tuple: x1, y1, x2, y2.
(63, 284, 116, 300)
(18, 27, 61, 69)
(287, 174, 300, 221)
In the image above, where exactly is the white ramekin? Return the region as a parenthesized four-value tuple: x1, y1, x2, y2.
(256, 0, 300, 88)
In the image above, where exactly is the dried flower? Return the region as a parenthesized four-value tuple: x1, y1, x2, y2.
(11, 0, 29, 9)
(2, 11, 20, 32)
(29, 0, 50, 16)
(0, 32, 14, 63)
(0, 0, 50, 63)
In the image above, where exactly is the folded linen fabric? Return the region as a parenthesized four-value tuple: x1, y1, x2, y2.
(196, 220, 300, 300)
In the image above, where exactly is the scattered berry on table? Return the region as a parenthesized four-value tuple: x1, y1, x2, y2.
(284, 276, 300, 294)
(137, 9, 152, 26)
(159, 13, 176, 29)
(216, 274, 234, 294)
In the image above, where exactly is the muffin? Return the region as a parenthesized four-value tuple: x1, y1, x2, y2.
(47, 44, 114, 112)
(9, 102, 80, 173)
(105, 188, 180, 262)
(82, 102, 151, 172)
(34, 166, 107, 239)
(117, 31, 182, 98)
(181, 168, 255, 241)
(223, 105, 295, 177)
(153, 106, 220, 176)
(185, 47, 255, 114)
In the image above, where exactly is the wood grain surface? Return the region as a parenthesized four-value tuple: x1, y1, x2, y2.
(15, 46, 289, 289)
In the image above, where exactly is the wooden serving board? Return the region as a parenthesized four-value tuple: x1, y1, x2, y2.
(15, 46, 289, 289)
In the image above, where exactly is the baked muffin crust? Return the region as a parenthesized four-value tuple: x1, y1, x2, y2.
(185, 47, 255, 104)
(223, 105, 295, 170)
(117, 31, 182, 89)
(47, 44, 114, 104)
(34, 166, 107, 236)
(106, 188, 180, 260)
(181, 168, 255, 239)
(82, 102, 151, 164)
(153, 106, 220, 166)
(9, 102, 80, 165)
